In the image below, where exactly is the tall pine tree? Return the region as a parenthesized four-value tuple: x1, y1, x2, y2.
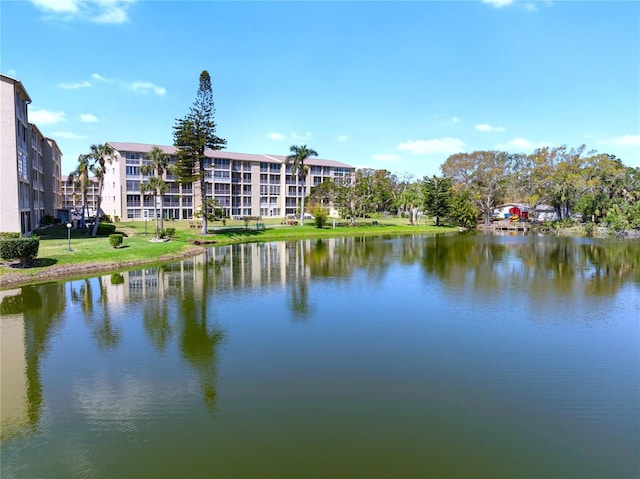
(173, 71, 226, 235)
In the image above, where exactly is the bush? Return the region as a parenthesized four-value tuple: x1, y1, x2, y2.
(0, 232, 21, 239)
(41, 214, 55, 226)
(312, 205, 328, 228)
(97, 223, 116, 236)
(109, 234, 124, 248)
(164, 227, 176, 238)
(110, 273, 125, 284)
(0, 237, 40, 266)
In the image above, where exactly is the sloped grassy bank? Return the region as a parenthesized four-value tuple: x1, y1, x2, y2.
(0, 218, 454, 289)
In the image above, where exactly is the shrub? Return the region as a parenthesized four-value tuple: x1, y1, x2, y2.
(312, 205, 328, 228)
(110, 273, 125, 285)
(584, 222, 596, 237)
(41, 214, 55, 226)
(164, 227, 176, 238)
(109, 234, 124, 248)
(0, 237, 40, 266)
(0, 232, 21, 239)
(97, 223, 116, 236)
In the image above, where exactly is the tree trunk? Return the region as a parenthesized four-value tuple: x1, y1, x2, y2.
(300, 175, 305, 226)
(199, 169, 208, 236)
(154, 194, 159, 239)
(159, 191, 164, 232)
(91, 177, 103, 237)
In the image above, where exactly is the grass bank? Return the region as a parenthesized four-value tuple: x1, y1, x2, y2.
(0, 216, 455, 289)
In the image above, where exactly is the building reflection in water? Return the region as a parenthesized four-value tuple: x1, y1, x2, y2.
(2, 235, 638, 436)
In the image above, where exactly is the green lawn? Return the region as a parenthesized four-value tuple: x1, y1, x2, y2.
(1, 216, 456, 287)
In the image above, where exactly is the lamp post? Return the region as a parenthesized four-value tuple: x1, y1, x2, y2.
(144, 210, 149, 235)
(66, 222, 72, 251)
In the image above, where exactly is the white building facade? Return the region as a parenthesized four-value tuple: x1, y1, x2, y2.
(101, 142, 355, 221)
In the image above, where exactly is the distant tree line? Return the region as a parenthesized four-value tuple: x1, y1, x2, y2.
(309, 145, 640, 232)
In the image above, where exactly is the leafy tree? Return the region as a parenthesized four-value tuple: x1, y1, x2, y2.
(449, 190, 479, 228)
(140, 176, 168, 240)
(173, 70, 226, 235)
(141, 146, 173, 232)
(525, 145, 596, 221)
(422, 175, 452, 226)
(85, 144, 117, 236)
(286, 144, 318, 225)
(395, 181, 422, 226)
(441, 150, 513, 224)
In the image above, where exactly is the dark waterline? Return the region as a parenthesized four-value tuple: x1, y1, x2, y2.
(1, 234, 639, 478)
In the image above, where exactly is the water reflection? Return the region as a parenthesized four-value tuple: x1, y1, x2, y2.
(0, 283, 65, 440)
(1, 234, 638, 446)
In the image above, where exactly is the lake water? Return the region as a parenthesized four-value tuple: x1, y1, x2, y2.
(1, 233, 639, 478)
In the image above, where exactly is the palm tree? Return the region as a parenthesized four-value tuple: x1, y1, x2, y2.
(141, 176, 169, 239)
(286, 144, 318, 226)
(141, 146, 173, 232)
(69, 154, 91, 229)
(86, 143, 116, 237)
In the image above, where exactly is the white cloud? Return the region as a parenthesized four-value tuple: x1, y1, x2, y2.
(52, 131, 86, 140)
(481, 0, 514, 8)
(291, 131, 312, 140)
(80, 113, 98, 123)
(496, 137, 548, 151)
(130, 82, 166, 96)
(601, 135, 640, 147)
(267, 132, 285, 141)
(398, 137, 466, 155)
(337, 135, 350, 142)
(371, 154, 401, 162)
(91, 72, 109, 82)
(30, 0, 79, 13)
(476, 123, 505, 133)
(451, 117, 460, 124)
(29, 0, 134, 24)
(30, 109, 66, 125)
(59, 80, 91, 89)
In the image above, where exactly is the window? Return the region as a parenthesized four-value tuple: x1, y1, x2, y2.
(126, 166, 140, 176)
(214, 158, 230, 169)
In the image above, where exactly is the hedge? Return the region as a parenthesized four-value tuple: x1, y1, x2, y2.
(97, 223, 117, 236)
(0, 237, 40, 266)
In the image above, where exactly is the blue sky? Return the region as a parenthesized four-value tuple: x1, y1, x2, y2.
(2, 0, 639, 178)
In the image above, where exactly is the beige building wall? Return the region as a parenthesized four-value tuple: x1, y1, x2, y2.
(1, 74, 64, 233)
(43, 138, 63, 217)
(0, 74, 31, 234)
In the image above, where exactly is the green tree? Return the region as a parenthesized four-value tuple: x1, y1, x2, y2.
(449, 190, 479, 228)
(395, 181, 422, 226)
(85, 143, 117, 236)
(441, 150, 513, 225)
(422, 175, 452, 226)
(140, 176, 169, 240)
(286, 144, 318, 225)
(526, 145, 594, 221)
(173, 70, 226, 235)
(141, 146, 173, 232)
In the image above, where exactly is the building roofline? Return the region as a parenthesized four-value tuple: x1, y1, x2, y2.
(1, 73, 32, 103)
(106, 141, 355, 169)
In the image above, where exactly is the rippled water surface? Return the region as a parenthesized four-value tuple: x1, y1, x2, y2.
(1, 234, 639, 478)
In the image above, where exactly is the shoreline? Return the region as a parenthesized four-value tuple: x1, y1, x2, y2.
(2, 224, 638, 290)
(0, 246, 205, 290)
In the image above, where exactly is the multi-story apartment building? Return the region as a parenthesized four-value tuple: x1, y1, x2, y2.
(102, 142, 355, 221)
(1, 74, 62, 234)
(60, 175, 101, 216)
